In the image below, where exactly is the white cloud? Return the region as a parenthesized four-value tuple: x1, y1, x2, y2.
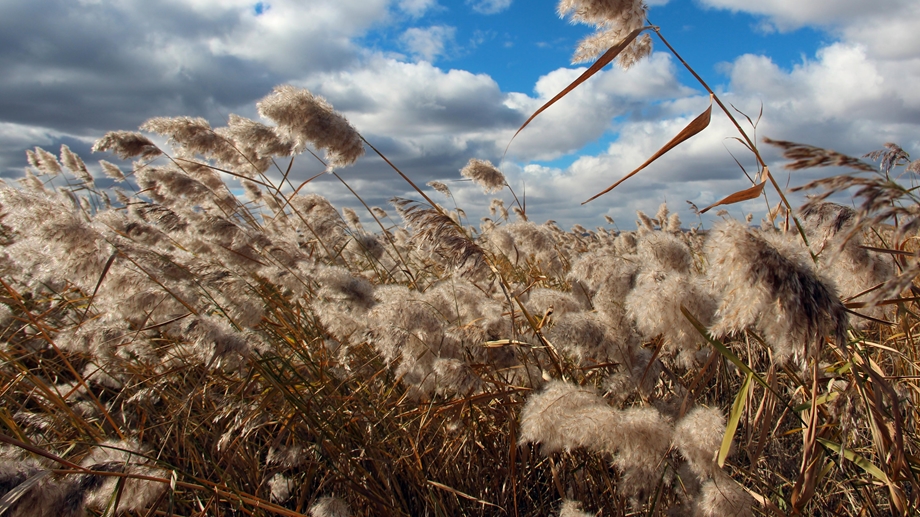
(399, 25, 457, 62)
(697, 0, 906, 30)
(504, 52, 694, 160)
(0, 123, 62, 176)
(466, 0, 512, 15)
(289, 53, 691, 225)
(311, 52, 690, 166)
(698, 0, 920, 61)
(205, 0, 389, 72)
(398, 0, 438, 17)
(308, 57, 516, 142)
(2, 0, 919, 230)
(511, 33, 920, 227)
(837, 2, 920, 60)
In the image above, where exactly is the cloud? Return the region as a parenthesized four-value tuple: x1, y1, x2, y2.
(466, 0, 512, 15)
(504, 52, 694, 160)
(1, 0, 918, 231)
(309, 52, 689, 163)
(398, 0, 439, 17)
(697, 0, 920, 61)
(0, 0, 390, 139)
(278, 53, 688, 224)
(0, 123, 62, 177)
(513, 34, 920, 228)
(311, 58, 519, 137)
(697, 0, 907, 30)
(399, 25, 457, 62)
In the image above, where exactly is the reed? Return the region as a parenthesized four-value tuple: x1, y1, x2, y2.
(0, 1, 917, 515)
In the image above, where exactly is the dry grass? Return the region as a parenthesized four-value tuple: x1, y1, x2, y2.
(1, 3, 919, 515)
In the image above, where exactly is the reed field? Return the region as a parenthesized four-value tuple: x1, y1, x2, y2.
(0, 1, 918, 515)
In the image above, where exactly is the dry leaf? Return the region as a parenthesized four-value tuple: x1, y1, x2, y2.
(583, 95, 713, 204)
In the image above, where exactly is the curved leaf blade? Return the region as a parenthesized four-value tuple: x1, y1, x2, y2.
(503, 26, 656, 159)
(699, 181, 765, 214)
(719, 372, 752, 467)
(583, 95, 713, 204)
(816, 438, 890, 485)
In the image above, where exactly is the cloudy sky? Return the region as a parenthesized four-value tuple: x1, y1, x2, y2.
(2, 0, 918, 229)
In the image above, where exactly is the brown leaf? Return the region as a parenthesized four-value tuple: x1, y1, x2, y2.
(504, 26, 655, 158)
(699, 183, 764, 214)
(583, 95, 713, 204)
(699, 166, 770, 214)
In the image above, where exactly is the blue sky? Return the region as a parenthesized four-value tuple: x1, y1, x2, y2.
(0, 0, 917, 229)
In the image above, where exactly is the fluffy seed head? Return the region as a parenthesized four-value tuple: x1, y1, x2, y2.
(673, 406, 726, 479)
(558, 0, 651, 68)
(433, 357, 481, 396)
(80, 440, 165, 513)
(519, 381, 620, 453)
(92, 131, 162, 160)
(460, 158, 506, 194)
(257, 85, 364, 169)
(636, 231, 692, 273)
(28, 147, 62, 176)
(99, 160, 126, 182)
(427, 180, 452, 197)
(612, 406, 672, 496)
(268, 473, 294, 503)
(310, 496, 351, 517)
(559, 499, 594, 517)
(706, 219, 847, 363)
(60, 145, 94, 186)
(215, 113, 295, 174)
(694, 474, 755, 517)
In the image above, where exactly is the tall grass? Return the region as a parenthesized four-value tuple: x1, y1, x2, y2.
(1, 1, 919, 515)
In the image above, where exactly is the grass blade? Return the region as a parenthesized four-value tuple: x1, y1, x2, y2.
(680, 305, 772, 394)
(583, 95, 712, 204)
(81, 251, 118, 322)
(504, 26, 654, 159)
(816, 438, 890, 485)
(427, 480, 500, 509)
(720, 372, 752, 467)
(699, 180, 766, 214)
(0, 470, 50, 516)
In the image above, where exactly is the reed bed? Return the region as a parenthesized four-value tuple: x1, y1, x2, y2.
(1, 1, 919, 515)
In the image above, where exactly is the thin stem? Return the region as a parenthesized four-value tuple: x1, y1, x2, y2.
(360, 136, 441, 211)
(650, 25, 813, 252)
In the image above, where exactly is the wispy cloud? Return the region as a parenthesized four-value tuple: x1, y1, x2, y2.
(397, 0, 439, 18)
(466, 0, 512, 15)
(399, 25, 457, 62)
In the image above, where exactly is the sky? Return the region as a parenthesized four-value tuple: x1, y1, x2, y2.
(1, 0, 919, 230)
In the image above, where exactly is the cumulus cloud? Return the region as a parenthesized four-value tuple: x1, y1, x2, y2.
(698, 0, 920, 61)
(504, 52, 693, 161)
(467, 0, 512, 15)
(305, 51, 689, 166)
(515, 34, 920, 227)
(1, 0, 918, 230)
(399, 25, 457, 62)
(0, 0, 387, 137)
(490, 0, 920, 227)
(697, 0, 907, 30)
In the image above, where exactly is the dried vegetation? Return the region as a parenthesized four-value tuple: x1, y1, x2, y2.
(1, 1, 919, 515)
